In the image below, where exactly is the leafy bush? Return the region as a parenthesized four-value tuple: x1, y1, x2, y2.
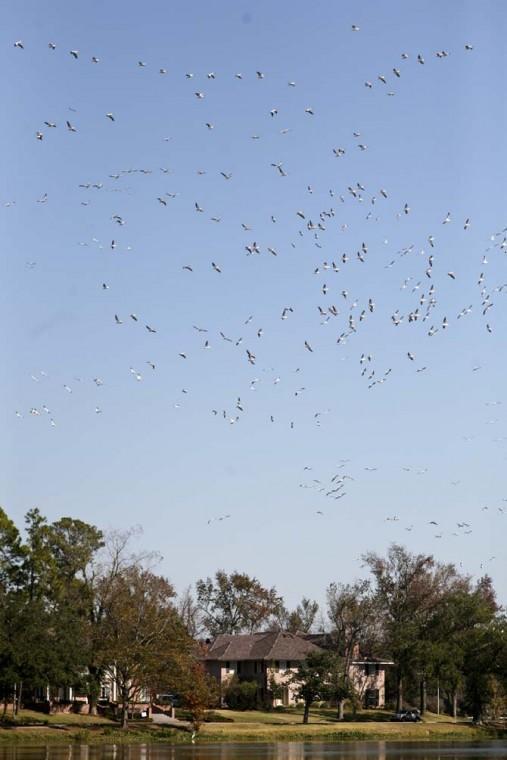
(224, 677, 259, 710)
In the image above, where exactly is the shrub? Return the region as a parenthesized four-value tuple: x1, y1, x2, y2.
(224, 678, 259, 710)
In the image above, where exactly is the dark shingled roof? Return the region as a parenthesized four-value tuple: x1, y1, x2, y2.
(203, 631, 323, 662)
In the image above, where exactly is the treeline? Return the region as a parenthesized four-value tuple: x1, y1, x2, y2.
(1, 507, 506, 726)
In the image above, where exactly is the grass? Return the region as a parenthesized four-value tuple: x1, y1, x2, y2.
(194, 708, 505, 743)
(5, 709, 115, 726)
(0, 708, 504, 745)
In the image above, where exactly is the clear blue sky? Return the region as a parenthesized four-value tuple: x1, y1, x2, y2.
(2, 0, 506, 608)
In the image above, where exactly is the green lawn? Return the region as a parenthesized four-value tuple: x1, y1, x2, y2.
(0, 707, 502, 746)
(207, 707, 465, 725)
(2, 709, 115, 726)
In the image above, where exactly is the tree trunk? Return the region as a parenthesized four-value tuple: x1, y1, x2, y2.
(16, 682, 23, 715)
(88, 695, 98, 716)
(452, 691, 457, 720)
(419, 676, 426, 715)
(396, 669, 403, 712)
(303, 700, 310, 724)
(121, 687, 129, 729)
(87, 666, 100, 716)
(336, 699, 345, 721)
(13, 684, 18, 716)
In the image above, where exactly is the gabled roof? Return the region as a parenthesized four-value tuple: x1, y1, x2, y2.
(203, 631, 322, 662)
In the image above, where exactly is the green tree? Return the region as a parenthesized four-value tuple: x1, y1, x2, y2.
(363, 544, 462, 713)
(0, 507, 25, 712)
(288, 650, 332, 724)
(8, 509, 93, 712)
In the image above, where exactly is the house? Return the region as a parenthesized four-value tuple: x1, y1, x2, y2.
(348, 656, 393, 708)
(203, 631, 322, 707)
(303, 633, 393, 708)
(203, 631, 393, 708)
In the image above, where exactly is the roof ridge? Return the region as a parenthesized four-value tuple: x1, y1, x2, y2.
(269, 629, 282, 657)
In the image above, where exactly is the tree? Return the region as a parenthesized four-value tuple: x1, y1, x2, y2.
(458, 579, 505, 722)
(283, 598, 319, 634)
(363, 544, 463, 713)
(177, 586, 203, 639)
(179, 661, 218, 731)
(0, 508, 25, 712)
(196, 570, 284, 636)
(324, 654, 356, 720)
(288, 651, 332, 724)
(99, 565, 191, 728)
(0, 509, 98, 713)
(327, 580, 378, 718)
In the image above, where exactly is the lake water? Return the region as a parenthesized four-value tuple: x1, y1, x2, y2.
(0, 743, 506, 760)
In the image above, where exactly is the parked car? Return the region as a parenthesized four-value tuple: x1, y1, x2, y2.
(391, 709, 422, 722)
(156, 693, 181, 707)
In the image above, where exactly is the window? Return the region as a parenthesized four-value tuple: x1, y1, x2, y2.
(279, 660, 286, 672)
(237, 661, 242, 674)
(286, 660, 291, 670)
(365, 689, 379, 708)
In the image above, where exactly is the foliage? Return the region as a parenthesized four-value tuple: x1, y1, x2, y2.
(178, 661, 219, 730)
(1, 505, 506, 727)
(283, 598, 320, 634)
(267, 673, 285, 706)
(362, 544, 465, 712)
(288, 650, 334, 723)
(224, 677, 259, 710)
(97, 565, 191, 727)
(196, 570, 284, 636)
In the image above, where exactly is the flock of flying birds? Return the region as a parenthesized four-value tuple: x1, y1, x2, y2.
(7, 27, 506, 553)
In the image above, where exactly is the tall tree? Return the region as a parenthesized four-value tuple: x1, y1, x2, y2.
(0, 508, 25, 712)
(99, 565, 191, 728)
(363, 544, 462, 712)
(196, 570, 284, 636)
(326, 579, 379, 718)
(43, 516, 105, 713)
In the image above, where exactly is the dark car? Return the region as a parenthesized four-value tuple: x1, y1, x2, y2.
(157, 693, 181, 708)
(391, 709, 422, 722)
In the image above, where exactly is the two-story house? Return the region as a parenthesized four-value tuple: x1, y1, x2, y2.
(203, 631, 322, 707)
(203, 631, 392, 708)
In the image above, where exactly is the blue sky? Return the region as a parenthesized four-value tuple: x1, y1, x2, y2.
(2, 0, 506, 608)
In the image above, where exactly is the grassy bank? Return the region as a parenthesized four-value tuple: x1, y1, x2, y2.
(0, 709, 505, 745)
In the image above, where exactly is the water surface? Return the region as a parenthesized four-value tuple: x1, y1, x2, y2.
(0, 742, 506, 760)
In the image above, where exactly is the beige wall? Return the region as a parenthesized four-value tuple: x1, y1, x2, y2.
(206, 659, 387, 708)
(349, 664, 386, 706)
(266, 664, 301, 706)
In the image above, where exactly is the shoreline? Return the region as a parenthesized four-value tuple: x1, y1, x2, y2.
(0, 722, 505, 746)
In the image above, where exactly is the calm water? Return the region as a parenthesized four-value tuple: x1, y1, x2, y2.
(0, 743, 506, 760)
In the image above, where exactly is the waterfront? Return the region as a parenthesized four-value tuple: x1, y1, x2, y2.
(0, 742, 507, 760)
